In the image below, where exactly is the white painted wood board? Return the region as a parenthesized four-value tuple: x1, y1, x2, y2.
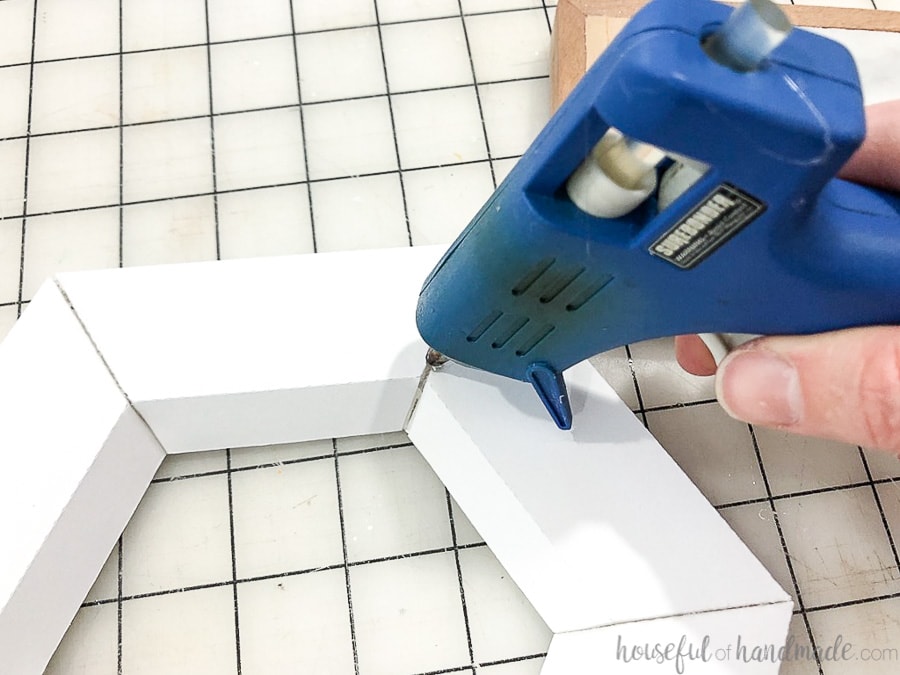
(0, 246, 790, 673)
(0, 283, 165, 675)
(542, 602, 793, 674)
(406, 361, 791, 638)
(56, 246, 445, 453)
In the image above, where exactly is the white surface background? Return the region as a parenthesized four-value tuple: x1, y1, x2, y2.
(0, 0, 898, 673)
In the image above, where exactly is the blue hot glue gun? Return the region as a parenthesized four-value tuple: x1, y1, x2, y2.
(415, 0, 900, 429)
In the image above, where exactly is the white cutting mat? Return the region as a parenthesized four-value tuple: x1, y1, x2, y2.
(0, 0, 897, 673)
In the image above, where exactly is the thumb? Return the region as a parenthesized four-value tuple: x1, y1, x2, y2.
(716, 327, 900, 452)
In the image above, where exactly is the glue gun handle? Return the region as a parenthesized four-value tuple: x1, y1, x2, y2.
(800, 178, 900, 292)
(698, 180, 900, 364)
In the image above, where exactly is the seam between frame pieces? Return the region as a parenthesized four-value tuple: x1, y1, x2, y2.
(52, 277, 170, 454)
(555, 596, 795, 637)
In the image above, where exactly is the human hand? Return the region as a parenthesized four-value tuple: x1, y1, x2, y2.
(675, 99, 900, 452)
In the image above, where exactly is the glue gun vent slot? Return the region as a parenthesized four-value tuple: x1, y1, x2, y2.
(511, 258, 555, 296)
(491, 316, 529, 349)
(539, 268, 585, 304)
(515, 324, 555, 357)
(466, 310, 503, 343)
(565, 274, 614, 311)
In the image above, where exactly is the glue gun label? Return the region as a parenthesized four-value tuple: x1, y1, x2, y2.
(650, 184, 765, 269)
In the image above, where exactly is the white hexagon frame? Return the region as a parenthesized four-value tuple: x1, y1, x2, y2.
(0, 246, 791, 673)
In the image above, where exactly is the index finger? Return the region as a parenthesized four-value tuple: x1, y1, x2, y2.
(839, 99, 900, 193)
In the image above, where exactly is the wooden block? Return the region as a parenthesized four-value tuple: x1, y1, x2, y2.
(542, 602, 793, 673)
(405, 360, 791, 659)
(0, 284, 165, 674)
(0, 247, 445, 672)
(0, 246, 793, 673)
(551, 0, 900, 109)
(56, 247, 444, 453)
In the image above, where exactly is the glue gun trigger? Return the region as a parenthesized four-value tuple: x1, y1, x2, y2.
(698, 333, 761, 366)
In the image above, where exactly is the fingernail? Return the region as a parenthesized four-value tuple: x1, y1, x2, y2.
(717, 350, 803, 427)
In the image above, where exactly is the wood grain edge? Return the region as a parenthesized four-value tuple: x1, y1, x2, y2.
(551, 0, 900, 109)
